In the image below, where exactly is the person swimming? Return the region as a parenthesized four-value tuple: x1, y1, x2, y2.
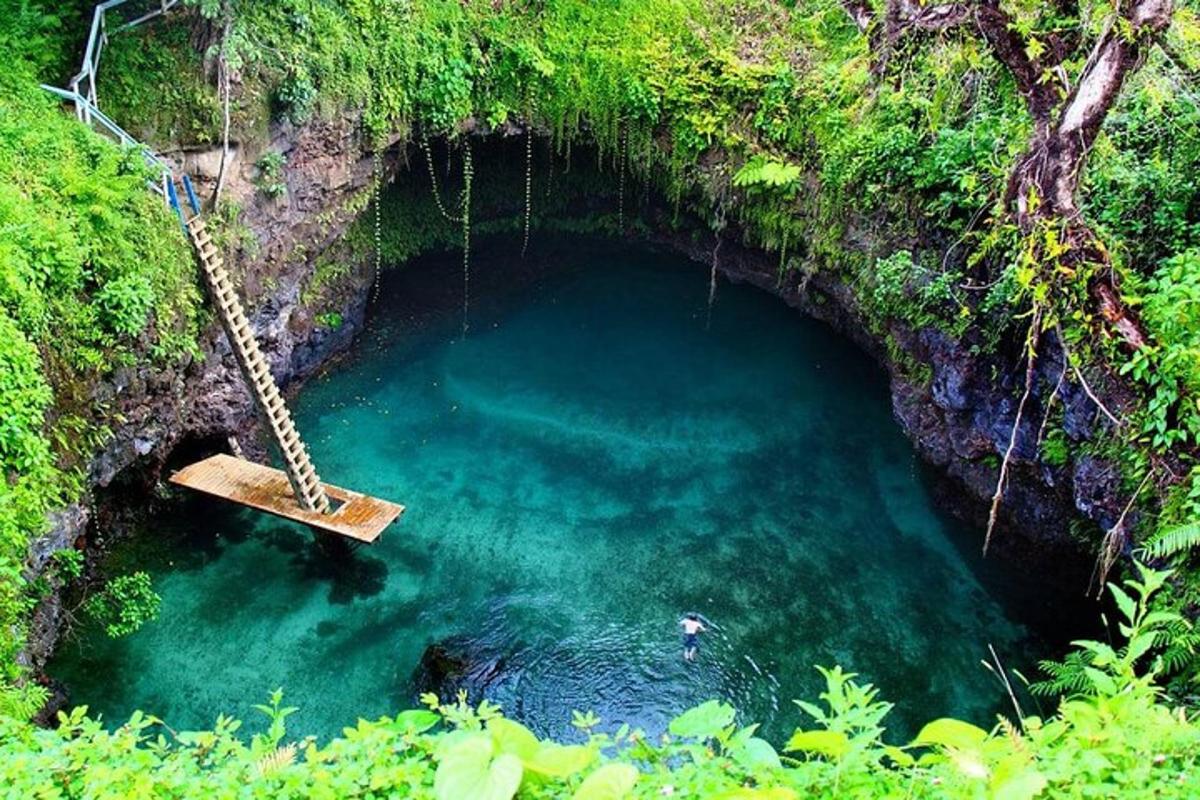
(680, 613, 706, 661)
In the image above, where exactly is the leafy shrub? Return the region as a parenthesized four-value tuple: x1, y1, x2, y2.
(277, 68, 318, 124)
(314, 312, 343, 329)
(83, 571, 161, 639)
(1122, 250, 1200, 451)
(255, 151, 288, 198)
(0, 36, 199, 711)
(733, 155, 802, 193)
(94, 273, 156, 338)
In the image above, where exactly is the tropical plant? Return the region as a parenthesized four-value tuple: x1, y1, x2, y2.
(82, 571, 161, 638)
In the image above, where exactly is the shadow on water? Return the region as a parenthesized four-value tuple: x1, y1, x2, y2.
(51, 234, 1096, 744)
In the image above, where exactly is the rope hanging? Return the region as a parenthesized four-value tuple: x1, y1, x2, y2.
(461, 142, 473, 339)
(371, 148, 383, 305)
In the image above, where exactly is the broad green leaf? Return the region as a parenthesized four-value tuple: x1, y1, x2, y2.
(993, 769, 1048, 800)
(391, 709, 441, 734)
(1107, 584, 1136, 625)
(729, 736, 781, 771)
(524, 744, 594, 777)
(1072, 639, 1117, 667)
(488, 718, 541, 760)
(883, 745, 915, 768)
(1125, 633, 1158, 665)
(912, 718, 988, 750)
(573, 763, 639, 800)
(783, 729, 849, 758)
(435, 734, 523, 800)
(1084, 667, 1116, 696)
(668, 700, 736, 739)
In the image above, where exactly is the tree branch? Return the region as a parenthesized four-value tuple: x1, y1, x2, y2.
(1057, 0, 1174, 148)
(842, 0, 873, 34)
(973, 1, 1060, 122)
(985, 305, 1043, 555)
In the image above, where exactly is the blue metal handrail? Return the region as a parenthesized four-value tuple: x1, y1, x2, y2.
(166, 177, 187, 233)
(182, 174, 201, 216)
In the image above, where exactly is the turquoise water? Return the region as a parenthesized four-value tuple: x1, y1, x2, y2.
(51, 238, 1047, 744)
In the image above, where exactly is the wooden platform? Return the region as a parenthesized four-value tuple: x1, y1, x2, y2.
(170, 454, 403, 543)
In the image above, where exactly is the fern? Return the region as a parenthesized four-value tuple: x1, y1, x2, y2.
(1159, 621, 1200, 676)
(0, 681, 48, 722)
(1030, 651, 1094, 698)
(254, 743, 297, 776)
(1140, 522, 1200, 560)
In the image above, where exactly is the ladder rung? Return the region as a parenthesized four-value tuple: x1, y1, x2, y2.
(187, 211, 333, 514)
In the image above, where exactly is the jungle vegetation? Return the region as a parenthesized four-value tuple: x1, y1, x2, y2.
(3, 0, 1200, 796)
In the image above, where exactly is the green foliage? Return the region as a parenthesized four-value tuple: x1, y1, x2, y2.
(3, 569, 1200, 796)
(314, 311, 343, 330)
(0, 16, 201, 710)
(733, 156, 802, 193)
(1037, 428, 1070, 468)
(50, 548, 84, 582)
(1141, 522, 1200, 561)
(96, 21, 222, 143)
(255, 150, 288, 198)
(83, 571, 160, 639)
(1122, 250, 1200, 452)
(1, 0, 1200, 762)
(1033, 563, 1190, 694)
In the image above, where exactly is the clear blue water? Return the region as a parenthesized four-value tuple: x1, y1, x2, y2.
(51, 238, 1047, 744)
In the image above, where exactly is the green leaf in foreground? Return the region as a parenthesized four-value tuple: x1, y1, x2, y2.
(668, 700, 735, 739)
(783, 729, 850, 758)
(435, 734, 524, 800)
(572, 763, 639, 800)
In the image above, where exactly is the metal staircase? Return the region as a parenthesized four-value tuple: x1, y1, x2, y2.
(184, 214, 331, 514)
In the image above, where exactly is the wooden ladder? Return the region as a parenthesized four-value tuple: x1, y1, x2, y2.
(184, 215, 331, 514)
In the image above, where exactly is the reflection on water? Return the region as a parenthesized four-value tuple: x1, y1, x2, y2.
(52, 237, 1051, 744)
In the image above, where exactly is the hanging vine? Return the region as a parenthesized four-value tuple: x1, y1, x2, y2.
(706, 205, 726, 330)
(616, 121, 627, 233)
(371, 148, 383, 305)
(521, 125, 534, 259)
(461, 141, 473, 339)
(421, 134, 463, 223)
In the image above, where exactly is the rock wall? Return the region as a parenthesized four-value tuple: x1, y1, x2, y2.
(21, 117, 401, 686)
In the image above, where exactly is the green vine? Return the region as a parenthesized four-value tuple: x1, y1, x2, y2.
(461, 140, 473, 339)
(521, 126, 533, 258)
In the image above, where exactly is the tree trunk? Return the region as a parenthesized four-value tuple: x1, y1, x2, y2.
(842, 0, 1173, 348)
(210, 17, 233, 211)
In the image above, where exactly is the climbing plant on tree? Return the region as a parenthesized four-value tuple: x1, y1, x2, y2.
(842, 0, 1181, 548)
(843, 0, 1175, 341)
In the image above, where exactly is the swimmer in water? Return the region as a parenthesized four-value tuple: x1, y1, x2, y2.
(680, 613, 706, 662)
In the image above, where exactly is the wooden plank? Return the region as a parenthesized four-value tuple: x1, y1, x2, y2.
(169, 454, 403, 543)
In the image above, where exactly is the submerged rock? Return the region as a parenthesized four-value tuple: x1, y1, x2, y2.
(412, 636, 508, 702)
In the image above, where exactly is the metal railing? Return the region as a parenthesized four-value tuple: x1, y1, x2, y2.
(64, 0, 181, 118)
(41, 0, 182, 197)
